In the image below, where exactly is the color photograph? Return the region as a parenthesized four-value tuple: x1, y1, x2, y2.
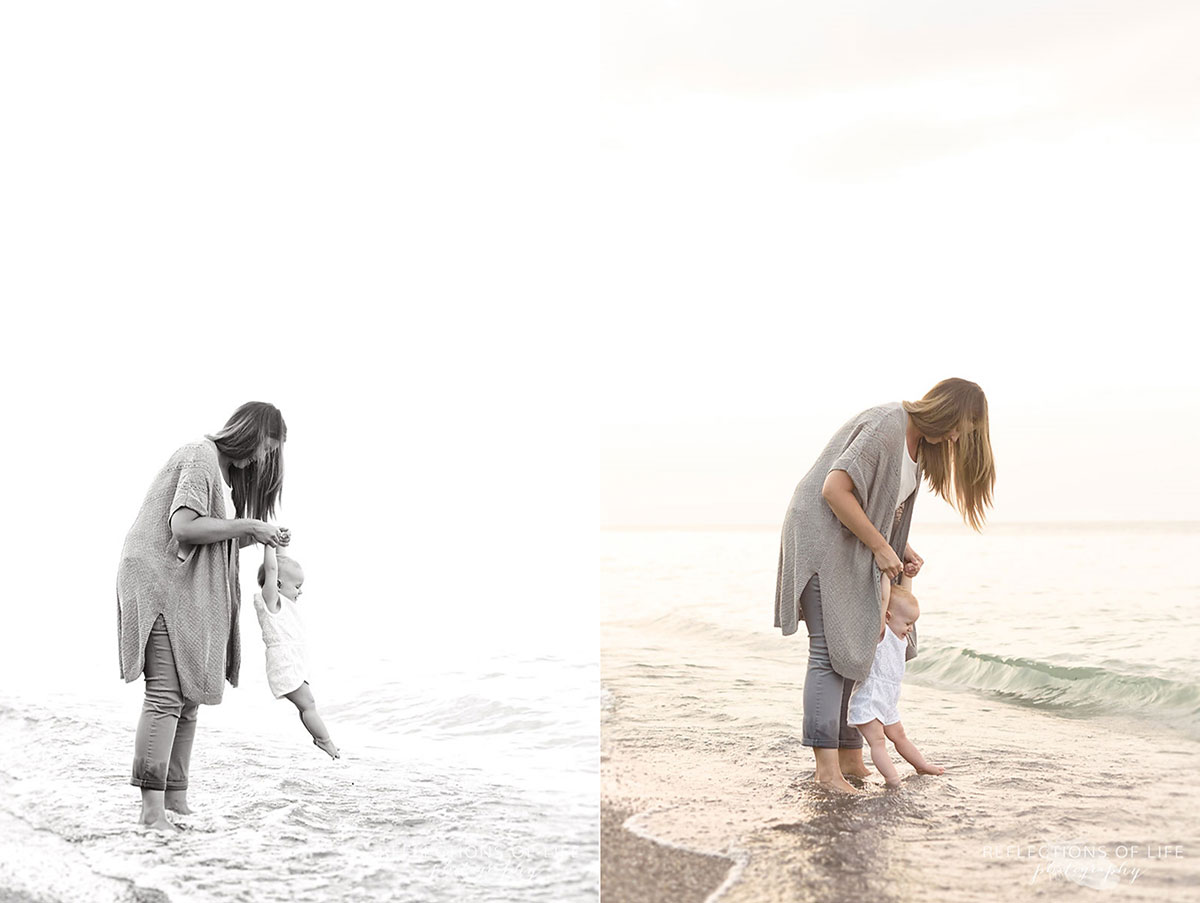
(598, 2, 1200, 901)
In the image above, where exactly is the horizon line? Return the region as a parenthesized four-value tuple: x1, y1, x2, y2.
(600, 520, 1200, 531)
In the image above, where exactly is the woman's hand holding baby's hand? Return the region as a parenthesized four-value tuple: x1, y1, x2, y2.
(874, 544, 903, 580)
(247, 520, 287, 547)
(903, 543, 924, 577)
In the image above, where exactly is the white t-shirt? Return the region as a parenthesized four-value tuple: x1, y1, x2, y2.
(897, 440, 918, 511)
(221, 475, 235, 519)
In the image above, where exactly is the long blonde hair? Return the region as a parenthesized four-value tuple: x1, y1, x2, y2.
(903, 378, 995, 531)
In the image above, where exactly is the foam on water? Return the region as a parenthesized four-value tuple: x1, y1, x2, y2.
(602, 525, 1200, 902)
(0, 647, 598, 903)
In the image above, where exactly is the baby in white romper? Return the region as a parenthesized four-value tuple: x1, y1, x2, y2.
(254, 544, 339, 759)
(846, 573, 943, 787)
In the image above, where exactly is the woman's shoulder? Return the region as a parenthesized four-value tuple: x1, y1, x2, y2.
(830, 402, 905, 449)
(853, 402, 905, 428)
(849, 403, 906, 447)
(168, 439, 220, 470)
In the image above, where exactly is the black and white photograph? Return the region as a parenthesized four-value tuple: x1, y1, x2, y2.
(1, 3, 595, 901)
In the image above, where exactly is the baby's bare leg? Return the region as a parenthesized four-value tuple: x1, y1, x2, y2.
(882, 721, 943, 775)
(284, 683, 339, 759)
(856, 720, 901, 787)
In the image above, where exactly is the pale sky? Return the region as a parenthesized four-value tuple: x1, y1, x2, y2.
(0, 3, 597, 678)
(594, 1, 1200, 526)
(1, 1, 1197, 670)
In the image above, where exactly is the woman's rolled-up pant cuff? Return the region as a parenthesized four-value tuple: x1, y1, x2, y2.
(130, 762, 189, 791)
(801, 738, 864, 750)
(802, 737, 839, 749)
(129, 777, 189, 791)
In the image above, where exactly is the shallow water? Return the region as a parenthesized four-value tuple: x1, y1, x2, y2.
(601, 524, 1200, 900)
(0, 645, 597, 902)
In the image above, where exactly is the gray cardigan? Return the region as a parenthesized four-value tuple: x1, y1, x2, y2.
(774, 402, 919, 682)
(117, 439, 241, 704)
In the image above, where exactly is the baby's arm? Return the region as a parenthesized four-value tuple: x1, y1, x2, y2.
(879, 574, 891, 638)
(261, 545, 280, 612)
(899, 571, 913, 591)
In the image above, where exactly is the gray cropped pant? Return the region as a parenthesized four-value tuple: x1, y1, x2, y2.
(800, 574, 863, 749)
(130, 614, 199, 791)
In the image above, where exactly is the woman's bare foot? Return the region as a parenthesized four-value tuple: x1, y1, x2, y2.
(838, 749, 872, 778)
(139, 814, 182, 832)
(314, 737, 340, 759)
(816, 763, 864, 792)
(915, 763, 945, 775)
(139, 789, 181, 832)
(164, 791, 192, 815)
(812, 748, 858, 793)
(814, 773, 860, 793)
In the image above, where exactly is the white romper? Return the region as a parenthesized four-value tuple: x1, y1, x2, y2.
(253, 591, 309, 698)
(847, 625, 908, 727)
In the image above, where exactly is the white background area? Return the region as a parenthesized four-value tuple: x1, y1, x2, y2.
(594, 0, 1200, 528)
(1, 1, 1198, 684)
(0, 3, 598, 690)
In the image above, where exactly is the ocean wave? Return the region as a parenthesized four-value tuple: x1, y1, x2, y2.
(907, 645, 1200, 727)
(349, 692, 560, 737)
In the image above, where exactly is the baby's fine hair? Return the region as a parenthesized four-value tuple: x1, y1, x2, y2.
(258, 553, 302, 587)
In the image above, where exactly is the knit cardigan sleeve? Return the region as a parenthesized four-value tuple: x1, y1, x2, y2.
(826, 419, 886, 506)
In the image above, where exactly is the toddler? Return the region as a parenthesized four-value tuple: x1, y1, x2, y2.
(254, 545, 340, 759)
(846, 573, 943, 787)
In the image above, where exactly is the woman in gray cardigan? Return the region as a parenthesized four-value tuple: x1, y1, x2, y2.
(118, 402, 290, 830)
(775, 378, 995, 793)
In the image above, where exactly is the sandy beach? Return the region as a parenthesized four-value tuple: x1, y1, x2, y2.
(0, 641, 596, 903)
(0, 807, 171, 903)
(603, 677, 1200, 902)
(601, 801, 733, 903)
(601, 526, 1200, 902)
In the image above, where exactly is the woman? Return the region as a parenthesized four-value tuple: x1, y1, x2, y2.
(774, 378, 995, 793)
(117, 401, 290, 830)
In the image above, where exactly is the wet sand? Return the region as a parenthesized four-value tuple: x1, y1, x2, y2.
(0, 806, 172, 903)
(0, 890, 42, 903)
(601, 526, 1200, 901)
(601, 801, 733, 903)
(601, 680, 1200, 902)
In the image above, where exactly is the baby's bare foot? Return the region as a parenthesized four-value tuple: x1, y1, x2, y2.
(916, 764, 945, 775)
(314, 737, 340, 759)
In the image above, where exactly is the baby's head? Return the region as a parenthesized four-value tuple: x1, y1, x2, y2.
(258, 554, 305, 601)
(885, 583, 919, 638)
